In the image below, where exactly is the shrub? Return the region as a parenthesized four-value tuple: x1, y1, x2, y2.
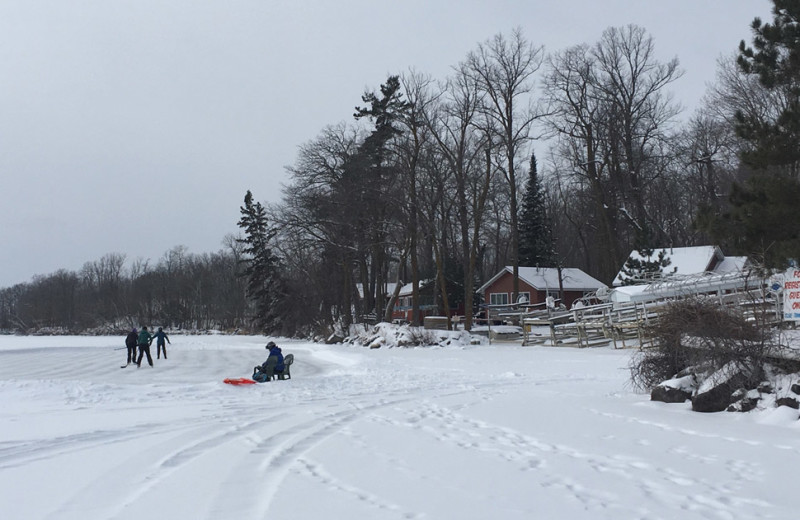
(630, 298, 776, 391)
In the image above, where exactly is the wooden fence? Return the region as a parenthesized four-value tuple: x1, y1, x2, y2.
(520, 286, 782, 349)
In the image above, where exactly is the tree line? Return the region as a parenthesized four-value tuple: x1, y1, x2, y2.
(3, 2, 799, 336)
(0, 246, 248, 333)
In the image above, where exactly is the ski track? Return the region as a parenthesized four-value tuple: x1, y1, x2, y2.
(38, 363, 517, 520)
(0, 418, 202, 470)
(53, 393, 442, 520)
(2, 341, 799, 519)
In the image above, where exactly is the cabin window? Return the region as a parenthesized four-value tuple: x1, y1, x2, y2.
(517, 292, 530, 304)
(489, 293, 509, 305)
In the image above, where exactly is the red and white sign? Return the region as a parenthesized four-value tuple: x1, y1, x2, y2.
(783, 268, 800, 321)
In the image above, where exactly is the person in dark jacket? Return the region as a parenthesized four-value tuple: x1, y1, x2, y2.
(136, 326, 154, 367)
(124, 328, 138, 366)
(153, 327, 171, 359)
(267, 341, 285, 372)
(252, 341, 285, 382)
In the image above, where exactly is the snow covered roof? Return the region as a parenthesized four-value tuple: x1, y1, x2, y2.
(478, 266, 605, 293)
(609, 270, 761, 304)
(715, 255, 748, 274)
(608, 284, 649, 303)
(356, 283, 401, 299)
(396, 279, 437, 297)
(613, 245, 746, 286)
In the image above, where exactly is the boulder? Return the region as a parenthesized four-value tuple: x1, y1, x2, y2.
(693, 385, 741, 412)
(692, 362, 754, 413)
(741, 396, 760, 412)
(776, 397, 800, 409)
(726, 389, 761, 412)
(791, 383, 800, 395)
(325, 333, 344, 345)
(651, 385, 691, 403)
(651, 374, 697, 404)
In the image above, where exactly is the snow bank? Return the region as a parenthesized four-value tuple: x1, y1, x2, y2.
(344, 322, 485, 348)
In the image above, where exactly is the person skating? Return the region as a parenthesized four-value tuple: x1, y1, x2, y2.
(123, 328, 138, 367)
(136, 326, 154, 367)
(153, 327, 170, 359)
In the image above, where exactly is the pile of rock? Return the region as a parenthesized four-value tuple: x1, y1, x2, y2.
(651, 363, 800, 415)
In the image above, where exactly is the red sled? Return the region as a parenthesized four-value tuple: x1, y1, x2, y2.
(224, 377, 257, 385)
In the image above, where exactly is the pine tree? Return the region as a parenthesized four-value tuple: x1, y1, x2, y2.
(352, 75, 410, 317)
(736, 0, 800, 169)
(700, 1, 800, 268)
(518, 153, 555, 267)
(237, 190, 283, 333)
(617, 226, 675, 285)
(697, 175, 800, 268)
(354, 75, 409, 162)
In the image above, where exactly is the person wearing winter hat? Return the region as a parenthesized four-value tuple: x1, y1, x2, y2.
(123, 328, 138, 367)
(252, 341, 285, 382)
(136, 326, 154, 367)
(153, 327, 171, 359)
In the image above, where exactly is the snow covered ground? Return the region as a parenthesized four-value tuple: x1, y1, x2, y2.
(1, 334, 799, 520)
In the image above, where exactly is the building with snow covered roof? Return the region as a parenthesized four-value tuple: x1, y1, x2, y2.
(355, 282, 401, 300)
(613, 245, 748, 286)
(391, 279, 464, 323)
(478, 266, 606, 310)
(609, 246, 754, 304)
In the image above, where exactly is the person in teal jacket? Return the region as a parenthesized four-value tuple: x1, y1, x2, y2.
(153, 327, 171, 359)
(136, 326, 154, 367)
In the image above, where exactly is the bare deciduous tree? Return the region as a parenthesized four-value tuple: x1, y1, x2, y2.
(466, 27, 545, 301)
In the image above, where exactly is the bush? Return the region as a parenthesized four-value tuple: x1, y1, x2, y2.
(630, 298, 776, 391)
(405, 327, 440, 346)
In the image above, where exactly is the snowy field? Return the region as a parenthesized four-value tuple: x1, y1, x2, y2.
(1, 334, 799, 520)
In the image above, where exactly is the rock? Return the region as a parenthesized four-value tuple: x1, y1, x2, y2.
(726, 393, 760, 412)
(692, 363, 754, 413)
(730, 387, 747, 401)
(693, 381, 748, 413)
(651, 374, 698, 404)
(325, 334, 344, 344)
(740, 396, 760, 412)
(776, 397, 800, 409)
(757, 382, 774, 394)
(651, 385, 692, 403)
(791, 383, 800, 395)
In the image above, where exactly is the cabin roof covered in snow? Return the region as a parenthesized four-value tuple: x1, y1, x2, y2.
(397, 279, 437, 297)
(715, 255, 748, 273)
(478, 266, 605, 293)
(609, 270, 760, 303)
(356, 283, 401, 299)
(613, 245, 746, 286)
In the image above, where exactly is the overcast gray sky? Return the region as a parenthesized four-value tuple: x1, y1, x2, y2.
(0, 0, 774, 288)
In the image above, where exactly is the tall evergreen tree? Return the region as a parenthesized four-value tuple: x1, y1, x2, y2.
(697, 175, 800, 268)
(238, 190, 283, 333)
(518, 153, 555, 266)
(736, 0, 800, 170)
(355, 75, 409, 162)
(353, 75, 410, 317)
(701, 1, 800, 269)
